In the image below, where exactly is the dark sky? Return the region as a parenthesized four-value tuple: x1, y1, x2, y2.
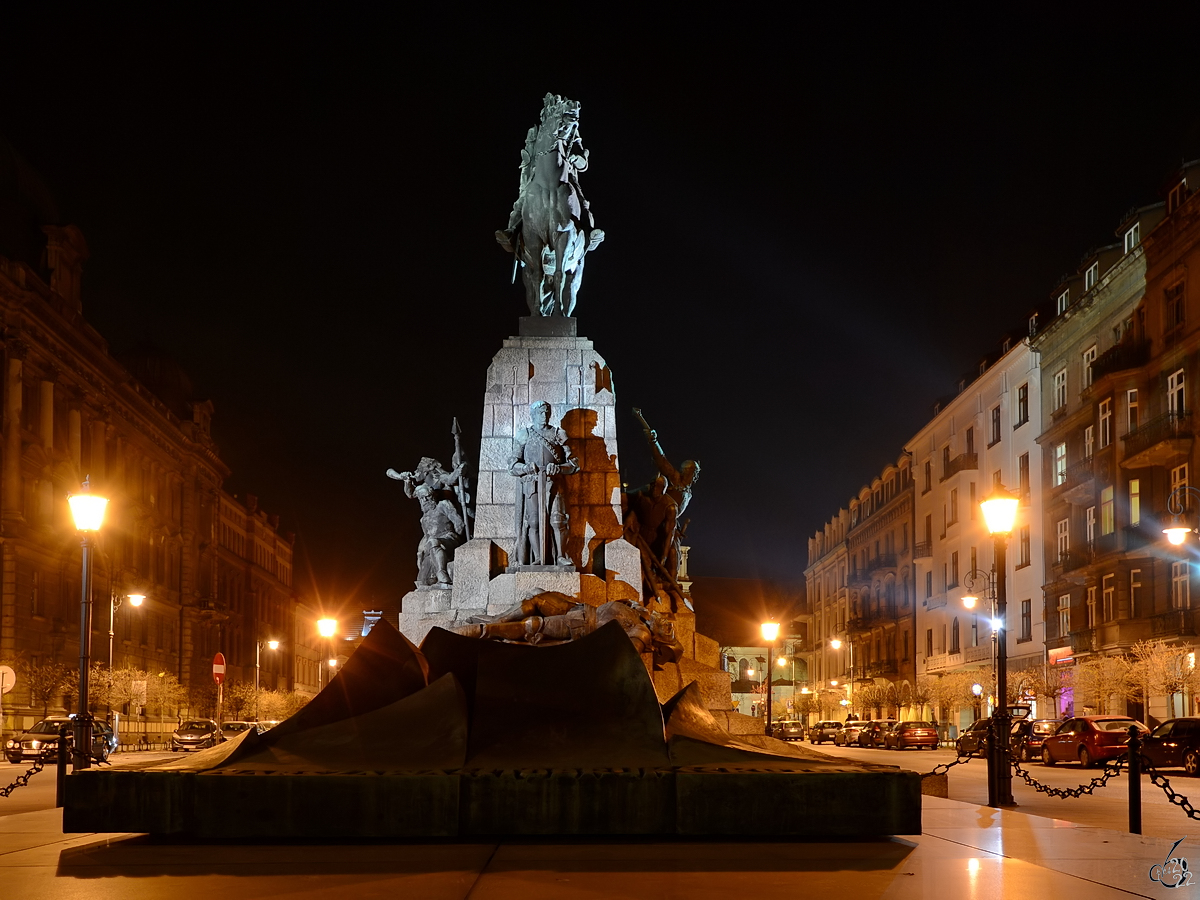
(3, 9, 1198, 615)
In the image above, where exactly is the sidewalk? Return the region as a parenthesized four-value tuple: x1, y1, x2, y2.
(0, 795, 1193, 898)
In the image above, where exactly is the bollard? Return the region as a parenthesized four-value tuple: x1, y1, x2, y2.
(55, 723, 68, 808)
(1128, 724, 1142, 835)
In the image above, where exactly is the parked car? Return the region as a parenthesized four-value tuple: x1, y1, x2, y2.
(956, 718, 993, 757)
(856, 720, 897, 748)
(1140, 717, 1200, 775)
(220, 721, 256, 742)
(884, 721, 938, 750)
(833, 721, 865, 747)
(1041, 715, 1148, 767)
(171, 719, 220, 752)
(807, 720, 845, 744)
(775, 720, 805, 741)
(1010, 718, 1062, 762)
(4, 716, 115, 764)
(255, 720, 282, 734)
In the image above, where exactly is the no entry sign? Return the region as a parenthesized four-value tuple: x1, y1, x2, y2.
(213, 652, 226, 685)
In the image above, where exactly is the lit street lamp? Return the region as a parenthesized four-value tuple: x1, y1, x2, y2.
(255, 639, 280, 721)
(108, 592, 145, 669)
(830, 636, 856, 713)
(980, 485, 1019, 808)
(67, 477, 109, 772)
(761, 621, 779, 736)
(316, 618, 337, 689)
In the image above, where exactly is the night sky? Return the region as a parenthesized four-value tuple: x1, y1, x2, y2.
(3, 10, 1198, 618)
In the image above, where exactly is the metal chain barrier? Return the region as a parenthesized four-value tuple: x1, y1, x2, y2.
(1142, 762, 1200, 821)
(0, 751, 47, 798)
(1011, 756, 1125, 799)
(920, 750, 980, 779)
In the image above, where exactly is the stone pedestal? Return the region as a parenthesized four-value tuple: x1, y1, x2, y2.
(399, 318, 640, 645)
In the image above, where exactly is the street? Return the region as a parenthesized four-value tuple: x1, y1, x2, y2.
(808, 740, 1200, 838)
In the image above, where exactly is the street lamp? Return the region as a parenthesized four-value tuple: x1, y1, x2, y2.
(108, 592, 145, 669)
(255, 639, 280, 721)
(830, 636, 856, 714)
(316, 618, 337, 689)
(761, 620, 779, 736)
(980, 485, 1019, 808)
(67, 477, 109, 772)
(1162, 485, 1200, 544)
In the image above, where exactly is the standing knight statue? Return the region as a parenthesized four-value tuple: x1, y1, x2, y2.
(496, 93, 605, 317)
(510, 400, 579, 566)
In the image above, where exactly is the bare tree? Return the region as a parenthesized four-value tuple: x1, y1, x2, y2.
(17, 659, 71, 715)
(1127, 640, 1192, 721)
(1070, 656, 1130, 714)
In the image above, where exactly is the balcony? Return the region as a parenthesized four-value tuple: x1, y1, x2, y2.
(1091, 339, 1151, 382)
(1070, 629, 1097, 653)
(913, 541, 933, 561)
(940, 453, 978, 483)
(1060, 455, 1095, 505)
(1122, 411, 1193, 469)
(869, 552, 898, 572)
(848, 605, 899, 634)
(1051, 548, 1090, 577)
(866, 659, 898, 678)
(1152, 608, 1196, 637)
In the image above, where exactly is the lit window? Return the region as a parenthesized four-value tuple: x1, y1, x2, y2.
(1173, 561, 1191, 610)
(1085, 262, 1099, 291)
(1057, 517, 1070, 560)
(1054, 442, 1067, 486)
(1084, 425, 1094, 459)
(1100, 486, 1114, 535)
(1016, 384, 1029, 425)
(1086, 586, 1096, 627)
(1058, 594, 1071, 636)
(1169, 368, 1186, 416)
(1057, 290, 1070, 314)
(1099, 398, 1112, 448)
(1085, 506, 1095, 544)
(1127, 389, 1139, 432)
(1173, 463, 1189, 499)
(1129, 478, 1140, 526)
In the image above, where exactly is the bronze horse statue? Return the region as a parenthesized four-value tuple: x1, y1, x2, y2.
(497, 94, 604, 317)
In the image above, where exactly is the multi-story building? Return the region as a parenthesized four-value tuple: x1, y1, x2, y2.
(1033, 201, 1167, 718)
(906, 336, 1044, 728)
(805, 455, 916, 717)
(0, 137, 312, 729)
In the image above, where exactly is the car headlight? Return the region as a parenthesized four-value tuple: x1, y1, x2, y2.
(4, 740, 14, 749)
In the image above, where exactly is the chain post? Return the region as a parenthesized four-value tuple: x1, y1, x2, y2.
(1127, 725, 1142, 834)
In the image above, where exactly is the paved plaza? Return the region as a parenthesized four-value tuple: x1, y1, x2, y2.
(0, 794, 1193, 898)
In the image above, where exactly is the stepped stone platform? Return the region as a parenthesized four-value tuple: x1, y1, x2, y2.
(63, 621, 920, 839)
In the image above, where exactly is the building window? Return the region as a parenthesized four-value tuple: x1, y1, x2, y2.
(950, 551, 959, 588)
(949, 488, 958, 525)
(971, 615, 979, 647)
(1084, 425, 1094, 460)
(1100, 486, 1114, 535)
(1054, 442, 1067, 486)
(925, 571, 933, 599)
(990, 406, 1001, 445)
(1127, 389, 1139, 433)
(1129, 478, 1140, 526)
(966, 427, 975, 456)
(1125, 222, 1141, 253)
(1020, 599, 1032, 642)
(1057, 518, 1070, 561)
(969, 482, 976, 520)
(1169, 180, 1187, 214)
(1018, 453, 1030, 499)
(923, 460, 932, 493)
(1172, 463, 1189, 500)
(1018, 525, 1031, 567)
(924, 514, 932, 546)
(926, 629, 933, 658)
(1016, 383, 1029, 426)
(1130, 569, 1142, 618)
(1173, 560, 1191, 610)
(1058, 594, 1071, 636)
(1083, 345, 1097, 389)
(1085, 261, 1099, 291)
(950, 618, 960, 654)
(1086, 506, 1096, 544)
(1102, 574, 1115, 621)
(1167, 283, 1185, 331)
(1057, 289, 1070, 314)
(1054, 369, 1068, 410)
(1086, 586, 1097, 627)
(1169, 368, 1186, 416)
(1099, 398, 1112, 447)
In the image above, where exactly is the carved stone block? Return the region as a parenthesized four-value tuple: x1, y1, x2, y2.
(479, 436, 514, 472)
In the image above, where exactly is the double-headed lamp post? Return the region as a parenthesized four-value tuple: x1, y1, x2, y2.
(761, 621, 780, 735)
(255, 639, 280, 721)
(317, 618, 337, 689)
(68, 478, 109, 772)
(980, 485, 1020, 808)
(830, 636, 854, 714)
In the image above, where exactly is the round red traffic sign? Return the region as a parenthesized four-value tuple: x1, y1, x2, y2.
(213, 652, 226, 685)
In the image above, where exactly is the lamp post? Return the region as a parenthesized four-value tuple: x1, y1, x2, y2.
(108, 592, 145, 669)
(68, 478, 109, 772)
(830, 636, 855, 714)
(981, 485, 1019, 808)
(1163, 485, 1200, 545)
(961, 566, 1000, 713)
(255, 639, 279, 721)
(316, 618, 336, 690)
(761, 621, 779, 736)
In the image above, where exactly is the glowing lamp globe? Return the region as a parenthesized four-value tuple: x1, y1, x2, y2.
(128, 593, 146, 607)
(972, 683, 983, 696)
(317, 618, 337, 638)
(267, 640, 280, 651)
(68, 488, 109, 532)
(962, 595, 978, 610)
(761, 621, 780, 642)
(830, 638, 843, 650)
(981, 487, 1019, 535)
(1164, 513, 1192, 545)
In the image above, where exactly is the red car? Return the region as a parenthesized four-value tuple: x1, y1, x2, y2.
(884, 721, 938, 750)
(1040, 716, 1148, 767)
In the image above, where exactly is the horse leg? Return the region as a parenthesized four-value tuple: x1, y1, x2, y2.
(552, 230, 572, 316)
(521, 235, 543, 316)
